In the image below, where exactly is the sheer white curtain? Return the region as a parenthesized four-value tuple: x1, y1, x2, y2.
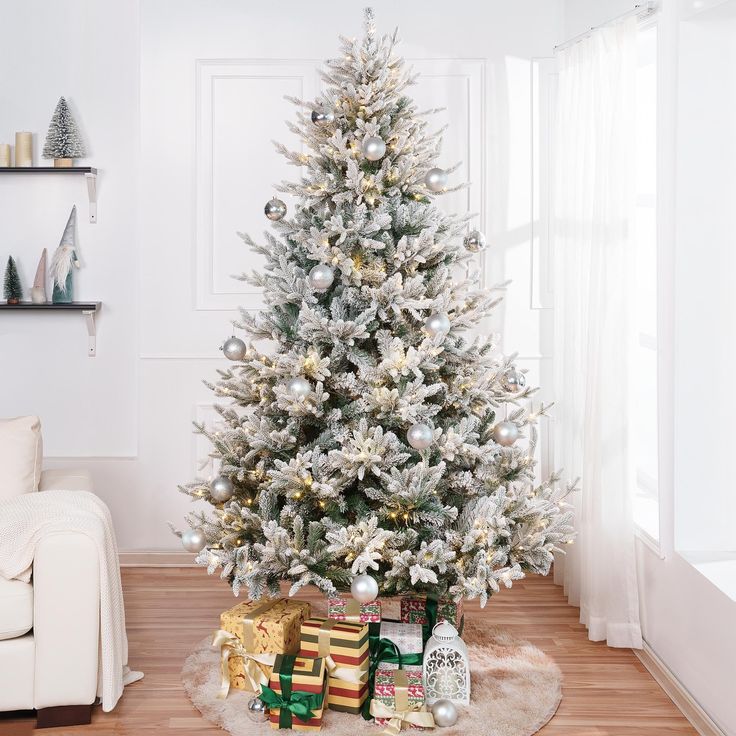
(552, 17, 643, 649)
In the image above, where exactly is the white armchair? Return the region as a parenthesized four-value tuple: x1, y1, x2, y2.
(0, 417, 101, 728)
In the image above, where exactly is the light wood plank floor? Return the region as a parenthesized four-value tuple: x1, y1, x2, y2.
(2, 568, 697, 735)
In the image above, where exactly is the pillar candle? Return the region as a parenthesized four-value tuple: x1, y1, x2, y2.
(15, 132, 32, 167)
(0, 144, 10, 167)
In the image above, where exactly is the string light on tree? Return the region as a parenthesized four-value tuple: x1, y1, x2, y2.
(425, 167, 448, 192)
(264, 197, 287, 221)
(361, 135, 386, 161)
(221, 335, 246, 361)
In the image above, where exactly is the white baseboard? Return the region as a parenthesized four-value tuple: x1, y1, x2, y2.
(635, 642, 726, 736)
(119, 551, 197, 567)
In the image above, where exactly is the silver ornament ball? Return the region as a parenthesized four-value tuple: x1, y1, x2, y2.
(285, 376, 312, 398)
(463, 229, 487, 253)
(181, 528, 207, 553)
(362, 135, 387, 161)
(502, 369, 526, 392)
(311, 108, 335, 126)
(210, 475, 234, 502)
(425, 167, 448, 192)
(246, 696, 270, 723)
(493, 421, 520, 447)
(308, 263, 335, 292)
(407, 422, 434, 450)
(430, 699, 459, 728)
(264, 197, 287, 221)
(424, 312, 451, 338)
(221, 335, 246, 361)
(350, 573, 379, 604)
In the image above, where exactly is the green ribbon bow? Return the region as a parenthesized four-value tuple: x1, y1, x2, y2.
(361, 621, 423, 721)
(259, 655, 324, 729)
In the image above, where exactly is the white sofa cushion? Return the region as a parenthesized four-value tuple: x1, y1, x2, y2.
(0, 416, 43, 499)
(39, 468, 94, 493)
(0, 576, 33, 640)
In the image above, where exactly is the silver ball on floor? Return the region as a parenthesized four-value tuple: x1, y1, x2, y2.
(431, 699, 459, 727)
(246, 696, 270, 722)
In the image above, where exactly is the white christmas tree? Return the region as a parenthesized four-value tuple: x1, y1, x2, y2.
(42, 96, 86, 161)
(178, 9, 574, 606)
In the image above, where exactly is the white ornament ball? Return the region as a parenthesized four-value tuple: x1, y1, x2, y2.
(350, 574, 379, 604)
(264, 197, 287, 221)
(503, 369, 526, 392)
(181, 528, 207, 553)
(463, 229, 487, 253)
(286, 376, 312, 398)
(424, 312, 451, 338)
(430, 699, 459, 728)
(210, 475, 234, 502)
(246, 696, 270, 722)
(362, 136, 387, 161)
(221, 335, 246, 361)
(493, 421, 519, 447)
(311, 108, 334, 126)
(425, 167, 448, 192)
(308, 263, 335, 291)
(407, 422, 434, 450)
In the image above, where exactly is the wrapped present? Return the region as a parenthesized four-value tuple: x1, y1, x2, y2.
(370, 667, 434, 732)
(262, 654, 327, 731)
(378, 621, 423, 670)
(219, 597, 310, 692)
(400, 595, 464, 633)
(327, 595, 381, 623)
(299, 617, 369, 714)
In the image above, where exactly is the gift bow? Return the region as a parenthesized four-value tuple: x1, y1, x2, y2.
(259, 685, 324, 725)
(211, 629, 276, 699)
(369, 700, 436, 735)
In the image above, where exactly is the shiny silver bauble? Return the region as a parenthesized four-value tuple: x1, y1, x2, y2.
(210, 475, 234, 503)
(407, 422, 434, 450)
(221, 335, 247, 361)
(181, 528, 207, 553)
(362, 135, 387, 161)
(350, 573, 379, 604)
(502, 369, 526, 392)
(285, 376, 312, 398)
(463, 229, 487, 253)
(264, 197, 287, 221)
(493, 421, 520, 447)
(308, 263, 335, 292)
(311, 108, 334, 126)
(246, 696, 270, 723)
(424, 312, 451, 338)
(425, 167, 448, 192)
(430, 699, 459, 728)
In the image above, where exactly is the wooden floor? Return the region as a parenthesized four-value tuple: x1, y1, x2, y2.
(1, 568, 697, 736)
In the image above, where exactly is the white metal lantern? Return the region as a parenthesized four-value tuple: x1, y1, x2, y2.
(422, 621, 471, 705)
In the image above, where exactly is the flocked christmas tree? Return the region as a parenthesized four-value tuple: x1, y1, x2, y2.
(178, 9, 575, 606)
(4, 256, 23, 304)
(42, 96, 86, 165)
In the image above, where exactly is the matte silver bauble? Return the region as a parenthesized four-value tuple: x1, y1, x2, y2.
(264, 197, 287, 221)
(246, 696, 270, 722)
(311, 108, 334, 126)
(308, 263, 335, 291)
(285, 376, 312, 398)
(362, 135, 387, 161)
(407, 422, 434, 450)
(502, 369, 526, 392)
(424, 312, 451, 338)
(430, 699, 459, 728)
(425, 167, 448, 192)
(181, 528, 207, 553)
(221, 335, 246, 361)
(210, 475, 234, 503)
(350, 573, 379, 604)
(463, 229, 487, 253)
(493, 421, 520, 447)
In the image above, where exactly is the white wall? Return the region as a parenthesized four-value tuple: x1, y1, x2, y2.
(0, 0, 563, 551)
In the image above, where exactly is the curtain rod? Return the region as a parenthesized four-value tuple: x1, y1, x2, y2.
(554, 1, 657, 52)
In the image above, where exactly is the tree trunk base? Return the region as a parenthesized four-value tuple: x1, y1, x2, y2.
(36, 704, 92, 728)
(54, 158, 73, 168)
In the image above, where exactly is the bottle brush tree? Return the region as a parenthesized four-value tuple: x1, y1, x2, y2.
(177, 10, 575, 605)
(4, 257, 23, 304)
(43, 96, 86, 163)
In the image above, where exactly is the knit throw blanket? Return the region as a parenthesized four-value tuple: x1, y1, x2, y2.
(0, 490, 143, 711)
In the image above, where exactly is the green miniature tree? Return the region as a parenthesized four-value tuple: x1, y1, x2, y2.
(4, 257, 23, 304)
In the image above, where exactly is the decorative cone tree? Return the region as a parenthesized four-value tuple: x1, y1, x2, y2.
(4, 256, 23, 304)
(178, 10, 574, 605)
(42, 96, 86, 166)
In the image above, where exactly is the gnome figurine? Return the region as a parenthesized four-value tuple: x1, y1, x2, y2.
(31, 248, 48, 303)
(50, 206, 80, 303)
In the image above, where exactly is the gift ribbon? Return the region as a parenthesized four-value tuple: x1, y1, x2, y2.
(211, 629, 276, 699)
(315, 619, 368, 685)
(240, 597, 283, 651)
(369, 669, 435, 735)
(260, 654, 325, 729)
(342, 598, 363, 623)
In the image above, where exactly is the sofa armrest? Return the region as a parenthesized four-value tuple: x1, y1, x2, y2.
(39, 469, 93, 493)
(32, 532, 100, 709)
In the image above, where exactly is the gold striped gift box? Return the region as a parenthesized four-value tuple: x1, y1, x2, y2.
(268, 654, 327, 731)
